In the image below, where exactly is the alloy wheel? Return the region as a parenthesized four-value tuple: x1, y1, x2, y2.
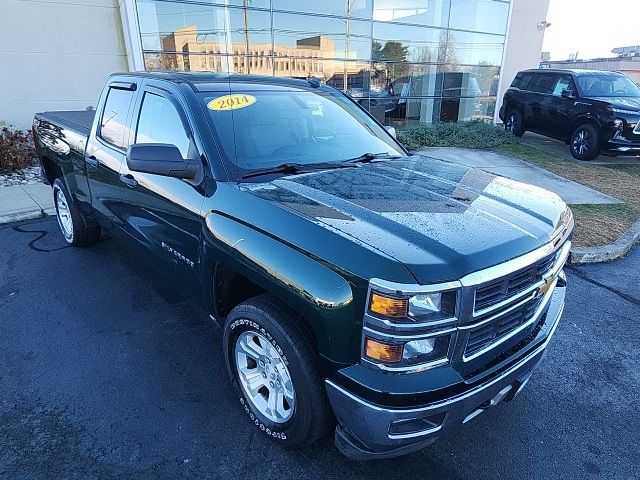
(235, 330, 295, 423)
(572, 128, 593, 157)
(506, 113, 518, 134)
(55, 187, 74, 242)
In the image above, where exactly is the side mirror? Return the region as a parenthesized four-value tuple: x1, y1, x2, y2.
(385, 126, 397, 138)
(126, 143, 198, 179)
(560, 89, 575, 100)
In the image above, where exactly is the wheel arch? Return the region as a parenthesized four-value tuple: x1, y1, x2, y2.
(203, 212, 359, 364)
(567, 115, 602, 143)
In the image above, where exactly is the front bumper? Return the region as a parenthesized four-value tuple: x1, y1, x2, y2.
(605, 139, 640, 154)
(326, 285, 565, 460)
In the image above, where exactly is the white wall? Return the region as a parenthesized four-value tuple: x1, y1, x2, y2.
(0, 0, 129, 129)
(495, 0, 550, 122)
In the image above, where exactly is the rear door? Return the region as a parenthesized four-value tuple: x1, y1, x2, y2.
(529, 72, 558, 134)
(547, 74, 576, 139)
(511, 72, 536, 128)
(85, 81, 137, 232)
(117, 83, 207, 296)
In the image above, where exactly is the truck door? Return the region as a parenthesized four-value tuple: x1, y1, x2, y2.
(117, 85, 206, 298)
(85, 81, 137, 233)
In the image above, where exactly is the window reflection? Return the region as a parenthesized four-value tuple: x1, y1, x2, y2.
(136, 0, 511, 127)
(372, 0, 449, 27)
(273, 0, 373, 19)
(449, 0, 509, 35)
(273, 12, 372, 61)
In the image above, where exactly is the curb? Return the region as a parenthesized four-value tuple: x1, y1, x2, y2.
(0, 209, 47, 225)
(570, 219, 640, 264)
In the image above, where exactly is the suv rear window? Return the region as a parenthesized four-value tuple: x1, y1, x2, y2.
(530, 74, 557, 94)
(512, 73, 535, 91)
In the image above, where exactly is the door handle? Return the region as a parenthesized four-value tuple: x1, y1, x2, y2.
(119, 173, 138, 187)
(85, 155, 98, 167)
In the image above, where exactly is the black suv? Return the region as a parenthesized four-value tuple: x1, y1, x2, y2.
(499, 69, 640, 160)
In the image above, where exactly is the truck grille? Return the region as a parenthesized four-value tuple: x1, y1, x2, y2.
(474, 251, 557, 312)
(463, 245, 565, 359)
(465, 296, 544, 356)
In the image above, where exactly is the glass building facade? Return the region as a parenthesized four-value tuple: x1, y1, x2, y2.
(136, 0, 511, 128)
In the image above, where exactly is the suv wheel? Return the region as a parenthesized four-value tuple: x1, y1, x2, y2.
(223, 295, 331, 448)
(570, 124, 600, 161)
(505, 109, 525, 137)
(53, 178, 101, 246)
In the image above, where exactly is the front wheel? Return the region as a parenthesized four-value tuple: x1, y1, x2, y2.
(223, 295, 331, 448)
(570, 124, 600, 161)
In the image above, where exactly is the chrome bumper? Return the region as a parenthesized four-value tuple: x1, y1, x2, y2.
(326, 286, 565, 460)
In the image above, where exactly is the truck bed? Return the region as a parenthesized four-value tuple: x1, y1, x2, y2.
(36, 110, 95, 137)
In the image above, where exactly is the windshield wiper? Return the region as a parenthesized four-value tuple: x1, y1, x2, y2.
(341, 152, 402, 164)
(241, 161, 355, 179)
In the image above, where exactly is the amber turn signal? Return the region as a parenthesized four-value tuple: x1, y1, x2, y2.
(369, 292, 408, 318)
(364, 338, 403, 363)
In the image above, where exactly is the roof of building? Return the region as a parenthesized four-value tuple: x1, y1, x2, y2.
(540, 56, 640, 72)
(521, 68, 631, 76)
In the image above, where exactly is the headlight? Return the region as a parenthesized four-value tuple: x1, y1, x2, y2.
(613, 118, 624, 130)
(368, 290, 456, 323)
(363, 335, 451, 367)
(409, 293, 442, 315)
(403, 336, 451, 365)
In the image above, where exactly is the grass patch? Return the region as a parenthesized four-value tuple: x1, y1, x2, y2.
(569, 204, 638, 247)
(397, 120, 517, 150)
(605, 164, 640, 179)
(397, 122, 640, 247)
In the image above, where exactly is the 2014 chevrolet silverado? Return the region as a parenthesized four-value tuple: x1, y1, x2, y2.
(33, 72, 573, 460)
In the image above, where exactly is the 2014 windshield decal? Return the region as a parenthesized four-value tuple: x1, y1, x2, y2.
(208, 94, 256, 111)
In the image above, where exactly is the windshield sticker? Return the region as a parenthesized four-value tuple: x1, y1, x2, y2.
(208, 94, 256, 111)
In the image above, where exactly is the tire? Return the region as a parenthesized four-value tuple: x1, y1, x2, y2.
(52, 178, 101, 246)
(570, 124, 600, 161)
(504, 108, 525, 137)
(223, 294, 331, 448)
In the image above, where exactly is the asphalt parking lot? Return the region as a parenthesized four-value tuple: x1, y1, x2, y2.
(1, 217, 639, 480)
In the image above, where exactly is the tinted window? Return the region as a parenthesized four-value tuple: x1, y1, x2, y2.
(135, 93, 190, 158)
(577, 73, 640, 98)
(552, 75, 572, 96)
(100, 87, 134, 149)
(531, 73, 556, 94)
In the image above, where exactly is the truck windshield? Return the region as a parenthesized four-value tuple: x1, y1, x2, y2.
(577, 73, 640, 98)
(201, 88, 404, 177)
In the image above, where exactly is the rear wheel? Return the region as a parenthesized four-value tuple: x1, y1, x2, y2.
(570, 124, 600, 161)
(52, 178, 101, 246)
(505, 109, 525, 137)
(223, 295, 331, 448)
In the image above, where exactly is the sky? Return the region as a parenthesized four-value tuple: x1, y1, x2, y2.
(542, 0, 640, 61)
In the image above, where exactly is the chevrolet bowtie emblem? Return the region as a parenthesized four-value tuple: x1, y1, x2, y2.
(538, 276, 555, 296)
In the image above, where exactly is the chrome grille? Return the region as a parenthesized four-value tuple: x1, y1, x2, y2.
(466, 296, 544, 356)
(474, 251, 557, 312)
(463, 241, 569, 360)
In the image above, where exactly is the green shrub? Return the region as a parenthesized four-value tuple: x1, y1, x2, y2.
(0, 125, 36, 174)
(396, 120, 517, 150)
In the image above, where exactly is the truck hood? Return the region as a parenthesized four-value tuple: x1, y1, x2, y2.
(240, 155, 570, 283)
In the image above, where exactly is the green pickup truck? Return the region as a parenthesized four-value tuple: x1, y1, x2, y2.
(33, 72, 573, 460)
